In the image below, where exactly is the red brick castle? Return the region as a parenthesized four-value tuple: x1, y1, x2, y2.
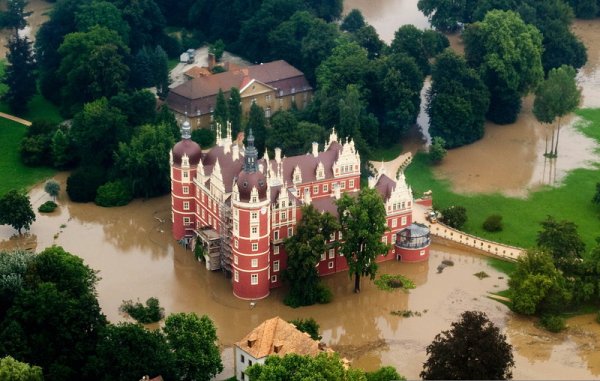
(170, 121, 430, 299)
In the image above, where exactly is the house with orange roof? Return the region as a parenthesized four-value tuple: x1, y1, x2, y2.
(166, 60, 313, 130)
(234, 316, 335, 380)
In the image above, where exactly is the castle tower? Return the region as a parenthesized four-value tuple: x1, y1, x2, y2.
(231, 130, 271, 300)
(170, 119, 202, 240)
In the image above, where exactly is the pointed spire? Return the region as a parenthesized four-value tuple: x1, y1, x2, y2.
(181, 112, 191, 139)
(244, 129, 258, 173)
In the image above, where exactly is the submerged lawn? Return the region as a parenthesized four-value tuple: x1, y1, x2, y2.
(405, 108, 600, 253)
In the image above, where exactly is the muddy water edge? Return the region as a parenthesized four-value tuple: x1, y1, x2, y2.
(1, 174, 598, 379)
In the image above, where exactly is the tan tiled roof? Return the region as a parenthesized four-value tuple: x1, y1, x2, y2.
(236, 316, 330, 359)
(184, 66, 212, 79)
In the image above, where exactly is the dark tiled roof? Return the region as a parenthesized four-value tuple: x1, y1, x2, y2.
(172, 139, 202, 166)
(375, 174, 396, 202)
(311, 197, 339, 217)
(202, 146, 243, 193)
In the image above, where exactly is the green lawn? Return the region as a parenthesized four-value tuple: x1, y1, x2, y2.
(0, 119, 55, 196)
(405, 108, 600, 253)
(369, 143, 403, 162)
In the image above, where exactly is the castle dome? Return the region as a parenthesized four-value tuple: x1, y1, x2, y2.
(236, 171, 268, 202)
(172, 120, 202, 166)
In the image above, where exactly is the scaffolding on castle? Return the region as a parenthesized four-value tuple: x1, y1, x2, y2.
(219, 200, 233, 276)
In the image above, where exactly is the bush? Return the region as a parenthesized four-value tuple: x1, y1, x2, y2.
(95, 180, 133, 207)
(19, 120, 58, 167)
(316, 284, 332, 304)
(440, 205, 467, 229)
(429, 136, 447, 164)
(539, 315, 566, 332)
(38, 201, 57, 213)
(66, 167, 106, 203)
(483, 214, 503, 232)
(191, 128, 216, 148)
(119, 297, 165, 324)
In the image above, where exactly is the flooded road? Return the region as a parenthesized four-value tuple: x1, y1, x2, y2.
(2, 175, 599, 379)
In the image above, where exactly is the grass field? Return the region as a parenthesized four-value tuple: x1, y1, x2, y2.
(406, 108, 600, 253)
(0, 118, 55, 196)
(369, 143, 404, 162)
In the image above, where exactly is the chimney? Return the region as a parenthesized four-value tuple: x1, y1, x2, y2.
(273, 343, 283, 353)
(318, 342, 326, 351)
(275, 147, 282, 163)
(247, 339, 256, 348)
(208, 53, 216, 69)
(312, 142, 319, 157)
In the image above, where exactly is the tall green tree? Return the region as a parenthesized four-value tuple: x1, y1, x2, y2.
(536, 216, 585, 273)
(163, 313, 223, 381)
(74, 0, 130, 43)
(284, 205, 338, 306)
(57, 26, 130, 115)
(152, 46, 170, 98)
(464, 10, 543, 124)
(421, 311, 514, 380)
(289, 318, 321, 340)
(0, 356, 43, 381)
(337, 188, 390, 293)
(418, 0, 468, 31)
(0, 250, 34, 317)
(214, 89, 229, 131)
(51, 127, 75, 169)
(533, 65, 580, 157)
(2, 0, 31, 36)
(228, 87, 242, 137)
(246, 353, 359, 380)
(3, 35, 36, 115)
(0, 190, 35, 235)
(508, 249, 572, 315)
(246, 103, 267, 155)
(267, 111, 325, 156)
(114, 123, 176, 198)
(428, 50, 489, 148)
(341, 9, 366, 32)
(390, 25, 448, 75)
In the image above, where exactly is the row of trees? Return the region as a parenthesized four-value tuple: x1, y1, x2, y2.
(0, 246, 223, 381)
(284, 187, 390, 306)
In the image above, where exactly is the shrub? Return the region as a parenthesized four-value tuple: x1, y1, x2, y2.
(539, 315, 566, 332)
(95, 180, 133, 207)
(429, 136, 447, 164)
(289, 318, 322, 340)
(66, 167, 106, 203)
(440, 205, 467, 229)
(19, 120, 58, 167)
(38, 201, 57, 213)
(315, 284, 333, 304)
(483, 214, 503, 232)
(119, 297, 165, 324)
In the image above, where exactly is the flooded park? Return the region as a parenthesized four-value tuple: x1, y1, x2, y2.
(1, 0, 600, 379)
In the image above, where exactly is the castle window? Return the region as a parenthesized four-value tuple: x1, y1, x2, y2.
(329, 233, 335, 242)
(349, 179, 354, 188)
(201, 209, 205, 219)
(251, 258, 258, 268)
(251, 274, 258, 285)
(328, 261, 334, 269)
(340, 181, 346, 189)
(183, 202, 190, 210)
(183, 186, 189, 194)
(274, 230, 279, 241)
(288, 227, 293, 237)
(321, 252, 326, 261)
(183, 171, 189, 179)
(382, 236, 387, 244)
(234, 270, 239, 282)
(265, 107, 271, 118)
(392, 218, 397, 228)
(401, 216, 407, 226)
(251, 196, 257, 203)
(183, 217, 191, 225)
(271, 275, 277, 283)
(274, 245, 280, 255)
(329, 249, 335, 259)
(281, 212, 286, 221)
(266, 94, 271, 103)
(234, 255, 238, 265)
(323, 184, 329, 193)
(251, 212, 258, 221)
(313, 186, 318, 195)
(273, 260, 280, 272)
(252, 243, 258, 251)
(251, 226, 258, 236)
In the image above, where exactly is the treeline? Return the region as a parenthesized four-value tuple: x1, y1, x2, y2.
(0, 247, 223, 381)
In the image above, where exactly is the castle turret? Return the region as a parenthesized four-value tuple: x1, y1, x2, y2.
(170, 120, 202, 240)
(231, 130, 271, 300)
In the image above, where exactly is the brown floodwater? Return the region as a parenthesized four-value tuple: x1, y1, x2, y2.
(2, 175, 599, 379)
(0, 0, 52, 58)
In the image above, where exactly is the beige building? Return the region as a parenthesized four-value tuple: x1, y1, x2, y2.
(234, 316, 334, 380)
(166, 60, 313, 129)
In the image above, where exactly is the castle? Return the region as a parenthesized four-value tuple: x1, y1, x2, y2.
(170, 121, 430, 300)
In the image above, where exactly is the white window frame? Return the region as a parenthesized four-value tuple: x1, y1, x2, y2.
(251, 225, 258, 237)
(321, 252, 326, 261)
(234, 255, 238, 265)
(235, 239, 239, 248)
(349, 179, 354, 188)
(274, 230, 279, 241)
(392, 218, 397, 228)
(183, 217, 191, 225)
(323, 184, 329, 193)
(271, 275, 277, 283)
(252, 243, 258, 251)
(251, 212, 258, 221)
(234, 270, 239, 282)
(251, 274, 258, 285)
(401, 216, 407, 226)
(273, 245, 280, 255)
(183, 186, 189, 194)
(183, 201, 190, 210)
(288, 227, 293, 237)
(313, 185, 318, 195)
(328, 261, 334, 269)
(329, 248, 335, 259)
(273, 260, 280, 272)
(251, 258, 258, 268)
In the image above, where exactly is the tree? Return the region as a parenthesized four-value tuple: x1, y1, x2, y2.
(214, 89, 228, 130)
(337, 188, 390, 293)
(109, 90, 158, 128)
(0, 190, 35, 235)
(284, 205, 338, 306)
(209, 39, 225, 60)
(299, 18, 340, 83)
(114, 123, 177, 198)
(2, 0, 31, 36)
(66, 166, 107, 203)
(110, 0, 166, 53)
(87, 323, 175, 381)
(428, 50, 489, 148)
(163, 313, 223, 381)
(74, 0, 130, 43)
(440, 205, 467, 229)
(266, 112, 326, 157)
(246, 103, 267, 155)
(508, 249, 572, 315)
(536, 216, 585, 273)
(0, 356, 43, 381)
(0, 249, 35, 317)
(341, 9, 365, 32)
(352, 25, 385, 60)
(366, 366, 405, 381)
(57, 26, 130, 115)
(3, 35, 36, 115)
(390, 25, 448, 75)
(70, 98, 128, 167)
(246, 353, 356, 380)
(421, 311, 514, 380)
(418, 0, 467, 32)
(19, 120, 57, 167)
(464, 10, 543, 124)
(44, 180, 60, 201)
(151, 46, 170, 98)
(593, 183, 600, 206)
(429, 136, 447, 164)
(289, 318, 321, 341)
(228, 87, 242, 137)
(51, 127, 75, 169)
(305, 0, 343, 22)
(533, 65, 580, 157)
